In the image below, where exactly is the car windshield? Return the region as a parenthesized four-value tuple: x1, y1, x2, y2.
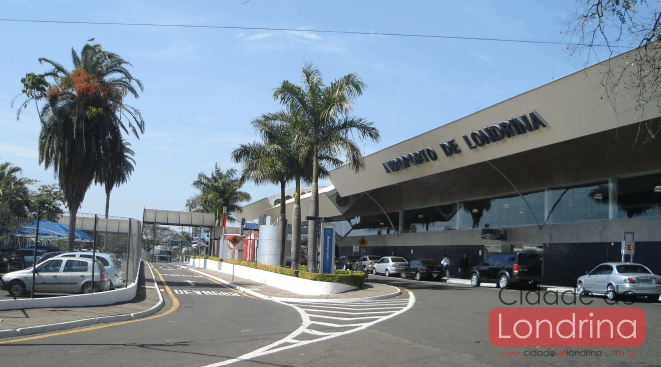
(616, 265, 651, 274)
(390, 257, 407, 263)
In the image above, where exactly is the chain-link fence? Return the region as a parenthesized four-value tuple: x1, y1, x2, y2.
(0, 210, 145, 298)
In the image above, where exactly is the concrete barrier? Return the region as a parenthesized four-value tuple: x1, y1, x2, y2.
(189, 259, 357, 296)
(0, 259, 145, 311)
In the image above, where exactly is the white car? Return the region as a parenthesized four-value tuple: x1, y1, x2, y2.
(1, 257, 110, 296)
(372, 256, 408, 277)
(57, 252, 123, 289)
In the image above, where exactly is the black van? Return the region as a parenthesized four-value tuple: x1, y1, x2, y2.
(470, 252, 543, 289)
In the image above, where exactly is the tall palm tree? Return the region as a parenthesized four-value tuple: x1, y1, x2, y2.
(274, 63, 380, 272)
(231, 123, 294, 267)
(251, 110, 340, 269)
(96, 136, 135, 219)
(17, 42, 145, 251)
(192, 165, 251, 227)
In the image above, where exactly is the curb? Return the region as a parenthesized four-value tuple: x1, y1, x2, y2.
(0, 261, 165, 340)
(183, 265, 403, 303)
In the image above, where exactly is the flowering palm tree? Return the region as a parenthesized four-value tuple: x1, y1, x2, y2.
(16, 42, 145, 250)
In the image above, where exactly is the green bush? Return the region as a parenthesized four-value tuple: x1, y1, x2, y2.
(222, 259, 364, 287)
(299, 270, 365, 288)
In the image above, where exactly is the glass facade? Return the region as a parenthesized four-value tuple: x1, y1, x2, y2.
(617, 173, 661, 219)
(546, 182, 609, 224)
(336, 173, 661, 236)
(459, 192, 545, 229)
(405, 204, 457, 233)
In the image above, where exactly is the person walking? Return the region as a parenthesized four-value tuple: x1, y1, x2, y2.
(459, 253, 469, 279)
(441, 254, 450, 279)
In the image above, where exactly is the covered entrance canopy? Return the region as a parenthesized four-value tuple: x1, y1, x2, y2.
(15, 220, 93, 242)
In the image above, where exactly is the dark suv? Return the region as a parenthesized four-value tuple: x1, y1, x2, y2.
(470, 252, 543, 289)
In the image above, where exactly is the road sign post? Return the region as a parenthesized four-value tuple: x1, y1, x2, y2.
(622, 232, 635, 263)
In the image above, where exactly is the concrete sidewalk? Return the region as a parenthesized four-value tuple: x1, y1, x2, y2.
(183, 264, 403, 302)
(0, 262, 164, 339)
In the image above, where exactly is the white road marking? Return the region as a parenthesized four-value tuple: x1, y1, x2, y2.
(203, 292, 415, 366)
(172, 289, 240, 296)
(186, 280, 195, 287)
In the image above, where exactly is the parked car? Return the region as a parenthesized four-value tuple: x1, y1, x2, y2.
(56, 252, 123, 289)
(372, 256, 408, 277)
(300, 253, 307, 266)
(35, 251, 66, 265)
(577, 262, 661, 301)
(353, 255, 381, 272)
(336, 256, 360, 270)
(401, 259, 444, 280)
(470, 252, 543, 289)
(9, 249, 47, 270)
(1, 257, 110, 296)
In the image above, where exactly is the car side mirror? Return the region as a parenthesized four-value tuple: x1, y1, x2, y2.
(586, 271, 591, 276)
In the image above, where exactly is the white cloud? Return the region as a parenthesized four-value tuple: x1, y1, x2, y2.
(247, 33, 275, 40)
(0, 144, 38, 159)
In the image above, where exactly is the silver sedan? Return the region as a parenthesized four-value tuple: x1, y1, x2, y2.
(577, 262, 661, 301)
(373, 256, 408, 277)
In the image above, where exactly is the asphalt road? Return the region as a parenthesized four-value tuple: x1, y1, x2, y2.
(1, 266, 659, 367)
(0, 263, 301, 367)
(249, 274, 660, 367)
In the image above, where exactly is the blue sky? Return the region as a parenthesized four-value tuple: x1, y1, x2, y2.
(0, 0, 616, 221)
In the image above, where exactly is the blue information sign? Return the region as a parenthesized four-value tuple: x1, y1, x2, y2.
(321, 226, 335, 274)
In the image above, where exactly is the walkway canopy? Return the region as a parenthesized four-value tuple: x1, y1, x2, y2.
(15, 220, 93, 242)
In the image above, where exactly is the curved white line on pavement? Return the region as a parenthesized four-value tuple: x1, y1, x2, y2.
(203, 291, 415, 367)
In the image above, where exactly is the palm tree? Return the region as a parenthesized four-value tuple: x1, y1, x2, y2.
(273, 63, 380, 272)
(250, 110, 340, 269)
(0, 159, 32, 219)
(17, 42, 145, 251)
(96, 135, 135, 219)
(232, 122, 294, 267)
(192, 165, 251, 227)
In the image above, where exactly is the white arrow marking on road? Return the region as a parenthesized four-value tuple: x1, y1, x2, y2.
(186, 280, 195, 287)
(203, 293, 415, 366)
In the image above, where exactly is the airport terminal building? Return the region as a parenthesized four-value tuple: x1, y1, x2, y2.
(240, 50, 661, 287)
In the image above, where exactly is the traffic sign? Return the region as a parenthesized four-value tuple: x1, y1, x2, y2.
(358, 237, 368, 247)
(622, 241, 635, 255)
(229, 236, 241, 246)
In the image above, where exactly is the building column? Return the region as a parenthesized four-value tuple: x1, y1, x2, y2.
(544, 188, 552, 224)
(609, 177, 618, 220)
(456, 202, 463, 230)
(398, 210, 405, 233)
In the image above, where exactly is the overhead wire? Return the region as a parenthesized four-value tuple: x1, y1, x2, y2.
(0, 18, 627, 48)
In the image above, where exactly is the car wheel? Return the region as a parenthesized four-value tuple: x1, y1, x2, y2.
(577, 281, 586, 296)
(415, 272, 422, 281)
(400, 271, 407, 279)
(499, 275, 510, 289)
(606, 284, 617, 301)
(646, 295, 660, 302)
(385, 269, 391, 277)
(470, 273, 480, 287)
(372, 268, 377, 275)
(8, 281, 26, 297)
(81, 283, 93, 294)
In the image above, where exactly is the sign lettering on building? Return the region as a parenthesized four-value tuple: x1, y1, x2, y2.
(382, 111, 548, 174)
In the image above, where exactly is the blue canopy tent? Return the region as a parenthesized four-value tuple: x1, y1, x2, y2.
(15, 220, 93, 243)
